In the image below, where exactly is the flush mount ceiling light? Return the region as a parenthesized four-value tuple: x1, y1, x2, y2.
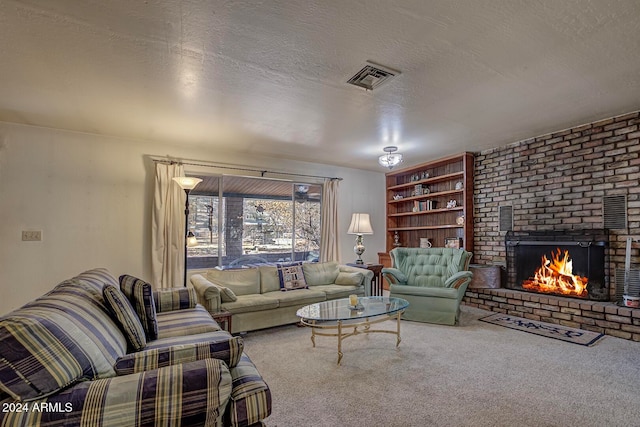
(379, 146, 403, 170)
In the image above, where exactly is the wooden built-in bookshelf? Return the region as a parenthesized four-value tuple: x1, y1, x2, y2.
(381, 152, 474, 254)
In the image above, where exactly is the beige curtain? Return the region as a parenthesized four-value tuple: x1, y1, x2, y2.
(151, 162, 185, 289)
(319, 178, 341, 262)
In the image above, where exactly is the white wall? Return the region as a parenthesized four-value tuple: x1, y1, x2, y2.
(0, 122, 385, 314)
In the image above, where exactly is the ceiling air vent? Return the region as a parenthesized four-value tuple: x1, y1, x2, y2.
(347, 61, 400, 91)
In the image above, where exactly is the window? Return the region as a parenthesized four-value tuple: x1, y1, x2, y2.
(186, 175, 321, 268)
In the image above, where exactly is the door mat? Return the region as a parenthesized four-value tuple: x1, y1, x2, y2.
(479, 313, 605, 346)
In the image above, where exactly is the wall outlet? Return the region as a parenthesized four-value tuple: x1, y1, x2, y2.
(22, 230, 42, 241)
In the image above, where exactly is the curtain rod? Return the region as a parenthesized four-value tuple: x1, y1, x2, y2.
(151, 158, 342, 181)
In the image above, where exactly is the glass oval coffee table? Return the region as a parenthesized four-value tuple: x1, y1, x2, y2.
(296, 296, 409, 365)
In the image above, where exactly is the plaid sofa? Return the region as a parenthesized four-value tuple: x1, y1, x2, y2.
(0, 268, 271, 427)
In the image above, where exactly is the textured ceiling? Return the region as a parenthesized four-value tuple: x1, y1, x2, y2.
(1, 0, 639, 171)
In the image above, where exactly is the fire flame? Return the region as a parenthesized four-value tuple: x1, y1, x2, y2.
(522, 249, 588, 297)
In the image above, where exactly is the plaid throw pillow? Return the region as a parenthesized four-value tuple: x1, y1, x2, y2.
(119, 275, 159, 340)
(103, 285, 147, 351)
(277, 262, 308, 291)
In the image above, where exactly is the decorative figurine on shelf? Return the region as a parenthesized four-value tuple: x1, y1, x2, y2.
(393, 194, 403, 200)
(456, 215, 465, 225)
(393, 231, 401, 247)
(446, 199, 457, 209)
(455, 181, 464, 190)
(421, 171, 430, 179)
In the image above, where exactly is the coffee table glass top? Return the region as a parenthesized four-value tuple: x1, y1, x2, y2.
(296, 296, 409, 322)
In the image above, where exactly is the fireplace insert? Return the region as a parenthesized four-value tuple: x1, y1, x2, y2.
(505, 230, 609, 301)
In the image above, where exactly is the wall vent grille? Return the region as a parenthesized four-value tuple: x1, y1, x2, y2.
(499, 205, 513, 232)
(603, 195, 627, 229)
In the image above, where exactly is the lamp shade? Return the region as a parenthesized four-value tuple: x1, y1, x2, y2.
(172, 176, 202, 190)
(186, 231, 198, 247)
(347, 213, 373, 235)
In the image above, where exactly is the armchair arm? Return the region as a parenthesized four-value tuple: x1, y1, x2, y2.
(190, 274, 223, 313)
(382, 267, 408, 286)
(444, 271, 473, 289)
(153, 286, 198, 313)
(114, 335, 244, 375)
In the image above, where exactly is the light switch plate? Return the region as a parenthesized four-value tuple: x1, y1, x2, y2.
(22, 230, 42, 241)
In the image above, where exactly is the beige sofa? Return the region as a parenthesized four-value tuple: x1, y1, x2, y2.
(189, 262, 373, 333)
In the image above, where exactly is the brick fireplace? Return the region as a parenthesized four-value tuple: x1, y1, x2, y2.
(467, 110, 640, 341)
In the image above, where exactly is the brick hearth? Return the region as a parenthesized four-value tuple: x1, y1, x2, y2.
(463, 288, 640, 342)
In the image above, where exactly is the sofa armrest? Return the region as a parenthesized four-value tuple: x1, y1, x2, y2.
(0, 359, 232, 427)
(190, 274, 223, 313)
(382, 267, 408, 286)
(225, 354, 272, 427)
(114, 335, 244, 375)
(444, 271, 473, 289)
(153, 286, 198, 312)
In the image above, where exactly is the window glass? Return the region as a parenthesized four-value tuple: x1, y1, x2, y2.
(186, 175, 321, 269)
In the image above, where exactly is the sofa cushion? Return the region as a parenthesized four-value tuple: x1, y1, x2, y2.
(302, 262, 340, 286)
(277, 262, 308, 291)
(311, 284, 362, 299)
(390, 284, 460, 299)
(155, 305, 221, 339)
(259, 266, 281, 293)
(206, 268, 261, 296)
(103, 285, 147, 351)
(262, 289, 326, 308)
(335, 271, 364, 285)
(114, 334, 244, 375)
(119, 275, 158, 340)
(14, 272, 128, 379)
(0, 314, 85, 401)
(221, 295, 279, 314)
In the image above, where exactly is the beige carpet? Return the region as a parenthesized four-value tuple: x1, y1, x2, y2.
(242, 306, 640, 427)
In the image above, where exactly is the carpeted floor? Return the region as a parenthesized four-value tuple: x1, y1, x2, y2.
(242, 306, 640, 427)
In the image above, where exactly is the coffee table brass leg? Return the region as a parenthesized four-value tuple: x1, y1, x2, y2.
(396, 312, 402, 347)
(337, 320, 343, 365)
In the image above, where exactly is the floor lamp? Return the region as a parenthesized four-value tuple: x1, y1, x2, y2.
(173, 176, 202, 286)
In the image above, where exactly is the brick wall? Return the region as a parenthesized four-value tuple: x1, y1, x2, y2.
(464, 288, 640, 341)
(474, 110, 640, 298)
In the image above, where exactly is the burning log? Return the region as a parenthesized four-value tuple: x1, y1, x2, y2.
(522, 249, 588, 297)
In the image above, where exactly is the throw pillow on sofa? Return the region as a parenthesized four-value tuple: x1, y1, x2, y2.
(103, 285, 147, 351)
(153, 287, 198, 312)
(219, 286, 238, 302)
(277, 262, 308, 291)
(335, 271, 364, 285)
(119, 274, 159, 340)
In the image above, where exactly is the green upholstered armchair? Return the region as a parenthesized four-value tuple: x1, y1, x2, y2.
(382, 247, 473, 325)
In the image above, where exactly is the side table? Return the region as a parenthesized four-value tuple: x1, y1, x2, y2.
(211, 309, 232, 333)
(347, 263, 384, 296)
